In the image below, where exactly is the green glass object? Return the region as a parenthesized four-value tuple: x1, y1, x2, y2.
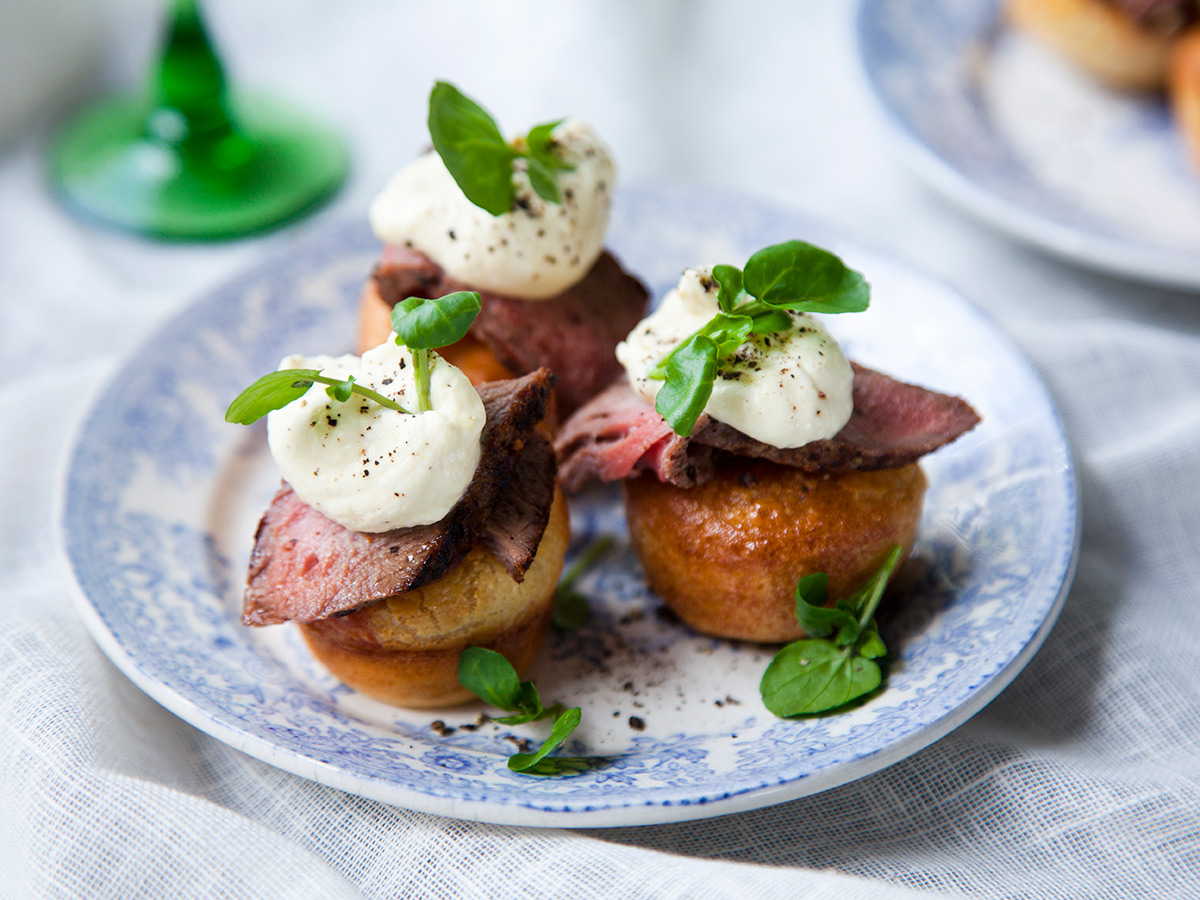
(49, 0, 348, 240)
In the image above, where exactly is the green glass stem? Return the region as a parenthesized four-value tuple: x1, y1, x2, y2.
(49, 0, 348, 240)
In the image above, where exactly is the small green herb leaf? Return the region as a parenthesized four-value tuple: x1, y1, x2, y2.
(525, 155, 561, 204)
(749, 308, 793, 335)
(225, 368, 410, 424)
(858, 622, 887, 660)
(553, 536, 616, 630)
(760, 641, 882, 716)
(390, 290, 482, 351)
(526, 119, 574, 171)
(428, 82, 518, 216)
(225, 369, 322, 425)
(519, 756, 592, 777)
(655, 334, 718, 436)
(693, 312, 753, 358)
(489, 681, 544, 726)
(711, 264, 745, 313)
(792, 573, 860, 645)
(457, 647, 524, 710)
(456, 647, 543, 724)
(743, 240, 869, 314)
(507, 707, 582, 773)
(553, 590, 590, 631)
(326, 375, 355, 403)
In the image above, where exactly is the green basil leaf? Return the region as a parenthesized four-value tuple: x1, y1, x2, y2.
(428, 81, 518, 216)
(525, 155, 561, 204)
(508, 707, 582, 772)
(224, 368, 320, 425)
(457, 647, 524, 711)
(390, 291, 482, 350)
(526, 119, 574, 171)
(654, 334, 718, 436)
(760, 640, 882, 716)
(711, 264, 744, 313)
(743, 240, 870, 314)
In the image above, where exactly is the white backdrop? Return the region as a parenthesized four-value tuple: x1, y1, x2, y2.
(3, 2, 1199, 897)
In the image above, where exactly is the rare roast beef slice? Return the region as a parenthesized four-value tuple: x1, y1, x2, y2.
(555, 364, 980, 490)
(476, 432, 557, 581)
(373, 245, 647, 414)
(243, 369, 557, 626)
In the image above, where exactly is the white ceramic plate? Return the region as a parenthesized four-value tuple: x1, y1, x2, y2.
(858, 0, 1200, 288)
(61, 186, 1077, 828)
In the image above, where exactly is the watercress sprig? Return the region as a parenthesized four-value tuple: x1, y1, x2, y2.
(553, 536, 616, 630)
(225, 290, 481, 425)
(651, 240, 869, 437)
(225, 369, 410, 425)
(759, 546, 902, 717)
(428, 81, 574, 216)
(457, 647, 587, 776)
(390, 289, 482, 412)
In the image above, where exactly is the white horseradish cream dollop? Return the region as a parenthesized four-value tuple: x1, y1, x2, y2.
(368, 119, 613, 300)
(267, 338, 485, 533)
(616, 268, 855, 449)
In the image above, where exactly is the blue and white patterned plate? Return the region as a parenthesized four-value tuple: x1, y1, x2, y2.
(858, 0, 1200, 287)
(61, 186, 1077, 827)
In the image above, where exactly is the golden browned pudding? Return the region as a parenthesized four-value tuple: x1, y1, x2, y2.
(298, 489, 569, 708)
(1169, 27, 1200, 168)
(1007, 0, 1177, 90)
(622, 460, 926, 643)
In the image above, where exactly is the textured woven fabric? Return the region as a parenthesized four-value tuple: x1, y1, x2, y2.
(4, 2, 1200, 897)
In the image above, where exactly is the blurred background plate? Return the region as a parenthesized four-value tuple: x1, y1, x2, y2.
(60, 186, 1077, 828)
(857, 0, 1200, 288)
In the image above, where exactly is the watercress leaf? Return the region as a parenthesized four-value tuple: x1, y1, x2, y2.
(654, 334, 718, 436)
(224, 368, 320, 425)
(507, 707, 582, 772)
(525, 155, 561, 204)
(711, 264, 744, 313)
(743, 240, 870, 314)
(749, 309, 793, 335)
(390, 291, 482, 350)
(843, 545, 904, 618)
(526, 119, 574, 171)
(858, 622, 887, 660)
(428, 81, 518, 216)
(793, 573, 860, 643)
(553, 589, 589, 630)
(698, 312, 754, 358)
(760, 640, 882, 716)
(325, 375, 355, 403)
(519, 756, 592, 777)
(457, 646, 524, 711)
(795, 572, 828, 608)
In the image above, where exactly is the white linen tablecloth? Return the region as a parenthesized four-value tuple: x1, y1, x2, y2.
(3, 2, 1199, 897)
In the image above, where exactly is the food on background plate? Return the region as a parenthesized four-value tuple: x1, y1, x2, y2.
(227, 292, 568, 708)
(555, 240, 980, 645)
(1007, 0, 1200, 168)
(1006, 0, 1190, 90)
(359, 82, 648, 414)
